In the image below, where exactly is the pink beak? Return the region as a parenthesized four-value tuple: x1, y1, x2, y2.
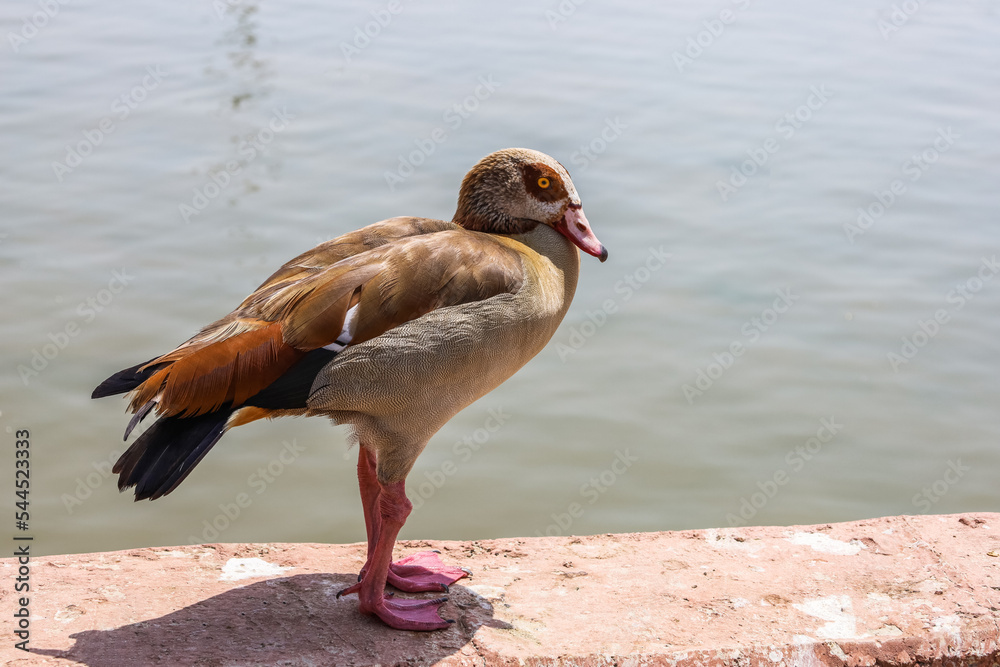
(556, 206, 608, 263)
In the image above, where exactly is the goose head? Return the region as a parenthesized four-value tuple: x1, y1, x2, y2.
(453, 148, 608, 262)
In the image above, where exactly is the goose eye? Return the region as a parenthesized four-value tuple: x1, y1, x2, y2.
(537, 177, 550, 189)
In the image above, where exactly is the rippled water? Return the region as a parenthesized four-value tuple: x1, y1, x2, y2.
(2, 0, 998, 556)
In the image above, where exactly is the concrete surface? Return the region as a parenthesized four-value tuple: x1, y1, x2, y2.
(2, 513, 999, 666)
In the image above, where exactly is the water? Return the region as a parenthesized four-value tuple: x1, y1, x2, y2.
(2, 0, 998, 557)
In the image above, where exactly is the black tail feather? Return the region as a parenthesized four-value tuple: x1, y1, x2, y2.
(246, 348, 337, 410)
(92, 358, 161, 399)
(102, 347, 337, 501)
(124, 399, 156, 440)
(114, 408, 232, 501)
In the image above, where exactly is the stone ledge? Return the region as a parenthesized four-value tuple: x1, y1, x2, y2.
(2, 513, 999, 666)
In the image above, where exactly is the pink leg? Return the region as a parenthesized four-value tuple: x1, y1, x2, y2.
(341, 448, 469, 596)
(356, 479, 452, 630)
(337, 448, 461, 630)
(357, 448, 381, 572)
(336, 449, 380, 596)
(338, 448, 382, 596)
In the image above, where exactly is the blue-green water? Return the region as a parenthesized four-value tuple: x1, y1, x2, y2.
(1, 0, 998, 556)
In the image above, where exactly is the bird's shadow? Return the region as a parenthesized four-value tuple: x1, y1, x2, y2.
(33, 573, 508, 666)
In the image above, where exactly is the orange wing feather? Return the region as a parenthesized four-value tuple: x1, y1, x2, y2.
(132, 322, 302, 417)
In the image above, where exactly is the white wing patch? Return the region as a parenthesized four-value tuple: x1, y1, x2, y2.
(323, 303, 359, 352)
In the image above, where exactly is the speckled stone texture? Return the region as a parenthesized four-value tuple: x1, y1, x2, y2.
(2, 513, 999, 666)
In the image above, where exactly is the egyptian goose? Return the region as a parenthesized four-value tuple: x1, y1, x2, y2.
(93, 147, 607, 631)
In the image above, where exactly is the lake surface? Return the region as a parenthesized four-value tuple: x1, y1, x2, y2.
(2, 0, 998, 556)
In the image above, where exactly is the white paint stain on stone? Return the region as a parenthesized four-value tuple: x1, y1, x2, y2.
(932, 614, 962, 646)
(219, 557, 292, 581)
(793, 595, 858, 639)
(786, 532, 861, 556)
(790, 636, 823, 667)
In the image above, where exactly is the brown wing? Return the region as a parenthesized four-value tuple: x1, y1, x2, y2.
(129, 217, 525, 418)
(250, 216, 458, 289)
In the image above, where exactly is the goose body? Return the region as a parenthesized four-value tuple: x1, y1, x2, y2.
(311, 220, 580, 482)
(93, 148, 606, 630)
